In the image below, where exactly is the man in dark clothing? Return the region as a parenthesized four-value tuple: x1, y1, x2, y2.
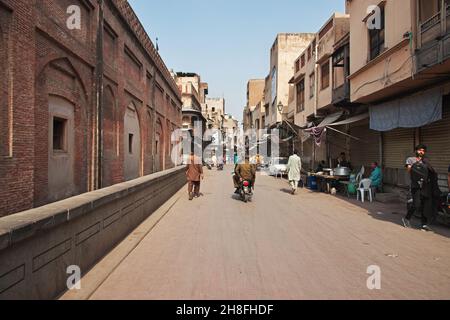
(403, 144, 439, 231)
(337, 152, 352, 169)
(316, 160, 326, 173)
(233, 157, 256, 194)
(448, 165, 450, 191)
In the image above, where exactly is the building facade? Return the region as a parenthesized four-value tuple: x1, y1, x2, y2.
(266, 33, 316, 128)
(290, 13, 350, 169)
(204, 97, 226, 130)
(347, 0, 450, 195)
(174, 72, 208, 160)
(243, 79, 265, 133)
(0, 0, 182, 217)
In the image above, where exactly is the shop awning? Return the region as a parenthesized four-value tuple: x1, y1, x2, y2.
(302, 111, 369, 146)
(316, 111, 344, 128)
(369, 88, 442, 132)
(327, 112, 369, 126)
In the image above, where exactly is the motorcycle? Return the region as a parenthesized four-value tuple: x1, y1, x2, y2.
(436, 192, 450, 225)
(407, 190, 450, 226)
(217, 164, 224, 171)
(239, 179, 253, 203)
(204, 161, 212, 170)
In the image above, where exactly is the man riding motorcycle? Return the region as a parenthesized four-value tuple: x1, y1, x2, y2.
(233, 157, 256, 194)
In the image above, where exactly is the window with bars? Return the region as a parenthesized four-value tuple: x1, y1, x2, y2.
(53, 117, 67, 152)
(128, 134, 134, 154)
(296, 79, 305, 113)
(309, 73, 315, 99)
(321, 61, 330, 90)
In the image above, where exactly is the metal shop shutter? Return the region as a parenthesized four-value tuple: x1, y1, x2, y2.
(349, 123, 381, 170)
(420, 105, 450, 175)
(302, 138, 313, 170)
(383, 128, 415, 169)
(327, 125, 348, 164)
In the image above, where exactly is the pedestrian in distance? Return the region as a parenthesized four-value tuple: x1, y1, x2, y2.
(186, 153, 204, 201)
(286, 151, 302, 195)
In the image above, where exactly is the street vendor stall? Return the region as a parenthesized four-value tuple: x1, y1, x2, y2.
(308, 167, 351, 194)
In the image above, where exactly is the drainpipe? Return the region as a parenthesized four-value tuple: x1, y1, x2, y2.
(151, 66, 157, 173)
(314, 40, 319, 117)
(95, 0, 104, 189)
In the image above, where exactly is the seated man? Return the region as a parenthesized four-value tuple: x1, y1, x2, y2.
(233, 157, 256, 194)
(369, 162, 382, 193)
(315, 160, 326, 173)
(337, 152, 352, 170)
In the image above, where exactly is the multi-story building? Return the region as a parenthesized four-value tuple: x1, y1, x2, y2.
(346, 0, 450, 194)
(204, 97, 226, 130)
(0, 0, 182, 217)
(266, 33, 316, 128)
(176, 72, 207, 131)
(174, 72, 208, 159)
(243, 79, 265, 132)
(290, 13, 350, 169)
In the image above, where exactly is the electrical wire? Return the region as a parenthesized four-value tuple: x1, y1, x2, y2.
(353, 54, 414, 95)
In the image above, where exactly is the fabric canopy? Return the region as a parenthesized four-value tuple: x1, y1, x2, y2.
(369, 88, 442, 132)
(316, 111, 344, 128)
(303, 111, 343, 146)
(328, 113, 369, 127)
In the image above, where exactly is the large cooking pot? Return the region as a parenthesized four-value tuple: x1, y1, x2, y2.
(334, 167, 351, 176)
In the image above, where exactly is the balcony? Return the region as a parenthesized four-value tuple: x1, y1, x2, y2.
(332, 83, 350, 106)
(331, 33, 350, 107)
(416, 1, 450, 73)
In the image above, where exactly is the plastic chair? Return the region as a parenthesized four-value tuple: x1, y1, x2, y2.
(355, 166, 365, 185)
(357, 178, 373, 203)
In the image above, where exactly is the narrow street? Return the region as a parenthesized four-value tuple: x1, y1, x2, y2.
(74, 166, 450, 300)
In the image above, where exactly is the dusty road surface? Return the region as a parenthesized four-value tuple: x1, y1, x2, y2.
(66, 165, 450, 300)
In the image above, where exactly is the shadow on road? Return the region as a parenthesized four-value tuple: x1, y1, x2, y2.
(334, 194, 450, 239)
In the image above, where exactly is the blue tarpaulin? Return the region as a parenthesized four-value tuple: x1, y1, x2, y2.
(369, 88, 442, 132)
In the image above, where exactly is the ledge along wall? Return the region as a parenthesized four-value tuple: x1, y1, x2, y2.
(0, 166, 187, 300)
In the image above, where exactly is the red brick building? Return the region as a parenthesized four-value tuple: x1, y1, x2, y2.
(0, 0, 182, 217)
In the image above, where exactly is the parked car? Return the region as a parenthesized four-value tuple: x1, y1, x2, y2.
(268, 157, 289, 177)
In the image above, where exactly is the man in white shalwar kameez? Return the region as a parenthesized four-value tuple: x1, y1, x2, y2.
(286, 151, 302, 195)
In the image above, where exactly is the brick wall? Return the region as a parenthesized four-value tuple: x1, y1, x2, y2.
(0, 0, 182, 217)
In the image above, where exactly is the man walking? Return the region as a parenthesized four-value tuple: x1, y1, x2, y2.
(186, 153, 203, 201)
(287, 151, 302, 195)
(403, 144, 439, 231)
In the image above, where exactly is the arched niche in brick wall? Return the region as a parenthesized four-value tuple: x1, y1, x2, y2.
(34, 57, 90, 207)
(124, 102, 141, 181)
(102, 85, 118, 187)
(48, 95, 76, 202)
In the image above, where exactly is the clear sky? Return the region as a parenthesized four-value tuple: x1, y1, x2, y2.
(128, 0, 346, 123)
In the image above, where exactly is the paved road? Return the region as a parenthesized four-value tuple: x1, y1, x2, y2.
(85, 165, 450, 300)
